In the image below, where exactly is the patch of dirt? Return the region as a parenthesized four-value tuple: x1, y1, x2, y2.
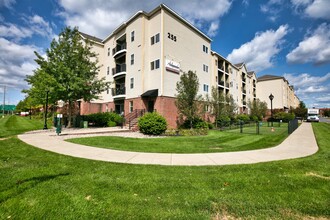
(280, 209, 329, 220)
(305, 172, 330, 180)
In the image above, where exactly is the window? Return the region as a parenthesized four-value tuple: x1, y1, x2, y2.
(107, 48, 110, 56)
(107, 88, 109, 94)
(203, 45, 208, 54)
(129, 101, 133, 113)
(203, 84, 209, 92)
(151, 59, 160, 70)
(151, 33, 160, 45)
(107, 66, 109, 75)
(131, 54, 134, 65)
(130, 77, 134, 89)
(203, 64, 208, 73)
(131, 31, 135, 42)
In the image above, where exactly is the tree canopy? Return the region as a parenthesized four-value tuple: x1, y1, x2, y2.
(24, 26, 109, 127)
(175, 71, 203, 129)
(248, 98, 268, 121)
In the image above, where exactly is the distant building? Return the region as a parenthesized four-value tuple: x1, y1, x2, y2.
(257, 75, 299, 111)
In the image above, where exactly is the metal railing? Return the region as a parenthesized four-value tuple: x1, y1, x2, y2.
(112, 64, 126, 75)
(288, 118, 298, 134)
(111, 87, 126, 96)
(112, 43, 127, 56)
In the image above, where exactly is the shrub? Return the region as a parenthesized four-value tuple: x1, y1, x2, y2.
(180, 118, 208, 129)
(274, 112, 295, 122)
(250, 115, 259, 122)
(236, 114, 250, 123)
(84, 112, 122, 127)
(217, 115, 231, 127)
(138, 112, 167, 135)
(107, 121, 116, 127)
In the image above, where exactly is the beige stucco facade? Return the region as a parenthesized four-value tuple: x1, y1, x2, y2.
(80, 4, 298, 127)
(257, 75, 299, 110)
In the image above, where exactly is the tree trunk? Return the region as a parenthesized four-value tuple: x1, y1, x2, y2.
(67, 100, 72, 128)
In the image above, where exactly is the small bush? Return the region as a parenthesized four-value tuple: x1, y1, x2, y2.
(164, 129, 179, 136)
(107, 121, 116, 127)
(180, 118, 208, 129)
(236, 114, 250, 122)
(208, 123, 215, 129)
(274, 112, 295, 122)
(250, 115, 259, 122)
(138, 112, 167, 135)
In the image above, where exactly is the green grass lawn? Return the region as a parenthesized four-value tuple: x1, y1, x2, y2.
(67, 126, 288, 153)
(0, 117, 329, 219)
(0, 115, 48, 138)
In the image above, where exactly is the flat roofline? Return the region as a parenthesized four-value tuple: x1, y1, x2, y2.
(103, 4, 212, 43)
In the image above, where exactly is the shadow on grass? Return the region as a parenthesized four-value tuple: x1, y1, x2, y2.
(0, 173, 70, 203)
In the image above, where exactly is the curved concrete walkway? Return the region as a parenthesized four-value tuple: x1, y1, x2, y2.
(18, 123, 318, 166)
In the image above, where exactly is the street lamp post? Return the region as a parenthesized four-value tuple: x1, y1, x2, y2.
(269, 93, 274, 127)
(43, 90, 49, 130)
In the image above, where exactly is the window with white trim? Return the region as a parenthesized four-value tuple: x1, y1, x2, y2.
(131, 31, 135, 42)
(107, 48, 110, 56)
(203, 64, 208, 73)
(151, 59, 160, 70)
(129, 101, 133, 113)
(151, 33, 160, 45)
(107, 66, 109, 75)
(203, 45, 208, 54)
(130, 77, 134, 89)
(131, 54, 134, 65)
(203, 84, 209, 92)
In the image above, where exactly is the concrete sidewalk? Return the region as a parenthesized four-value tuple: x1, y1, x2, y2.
(18, 123, 319, 166)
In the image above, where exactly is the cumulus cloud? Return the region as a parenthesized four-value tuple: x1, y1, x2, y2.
(291, 0, 330, 20)
(284, 72, 330, 107)
(0, 23, 33, 41)
(57, 0, 232, 38)
(286, 23, 330, 65)
(0, 37, 40, 89)
(227, 25, 289, 72)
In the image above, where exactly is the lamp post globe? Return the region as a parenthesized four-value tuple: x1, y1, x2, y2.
(269, 93, 274, 127)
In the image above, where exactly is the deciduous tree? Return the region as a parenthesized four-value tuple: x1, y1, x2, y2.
(25, 27, 110, 127)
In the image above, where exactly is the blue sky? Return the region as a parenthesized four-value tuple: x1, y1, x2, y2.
(0, 0, 329, 108)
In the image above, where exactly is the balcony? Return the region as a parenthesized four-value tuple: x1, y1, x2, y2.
(111, 86, 126, 98)
(243, 101, 247, 106)
(112, 64, 126, 78)
(242, 89, 246, 94)
(112, 43, 127, 58)
(225, 82, 229, 88)
(242, 77, 246, 83)
(218, 80, 225, 87)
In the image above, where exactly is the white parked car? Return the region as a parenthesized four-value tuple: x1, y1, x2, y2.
(307, 115, 319, 122)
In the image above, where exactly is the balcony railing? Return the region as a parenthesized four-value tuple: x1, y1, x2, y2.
(225, 82, 229, 88)
(112, 64, 126, 76)
(219, 81, 225, 86)
(111, 87, 126, 96)
(242, 77, 246, 83)
(243, 101, 247, 105)
(112, 43, 127, 57)
(243, 89, 246, 94)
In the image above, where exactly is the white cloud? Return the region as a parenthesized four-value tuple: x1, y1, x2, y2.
(286, 23, 330, 65)
(260, 0, 284, 22)
(0, 0, 15, 8)
(58, 0, 232, 39)
(284, 72, 330, 107)
(0, 37, 40, 89)
(227, 25, 289, 72)
(291, 0, 330, 20)
(0, 23, 33, 41)
(22, 15, 55, 39)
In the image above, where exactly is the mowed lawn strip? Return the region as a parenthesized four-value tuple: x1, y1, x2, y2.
(0, 115, 46, 138)
(67, 126, 288, 153)
(0, 122, 329, 219)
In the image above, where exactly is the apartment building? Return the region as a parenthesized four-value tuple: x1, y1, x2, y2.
(79, 4, 260, 128)
(256, 75, 299, 111)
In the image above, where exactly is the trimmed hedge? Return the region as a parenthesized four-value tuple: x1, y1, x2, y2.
(138, 112, 167, 135)
(84, 112, 122, 127)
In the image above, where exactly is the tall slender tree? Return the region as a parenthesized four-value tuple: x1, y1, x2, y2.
(175, 71, 203, 129)
(25, 27, 110, 127)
